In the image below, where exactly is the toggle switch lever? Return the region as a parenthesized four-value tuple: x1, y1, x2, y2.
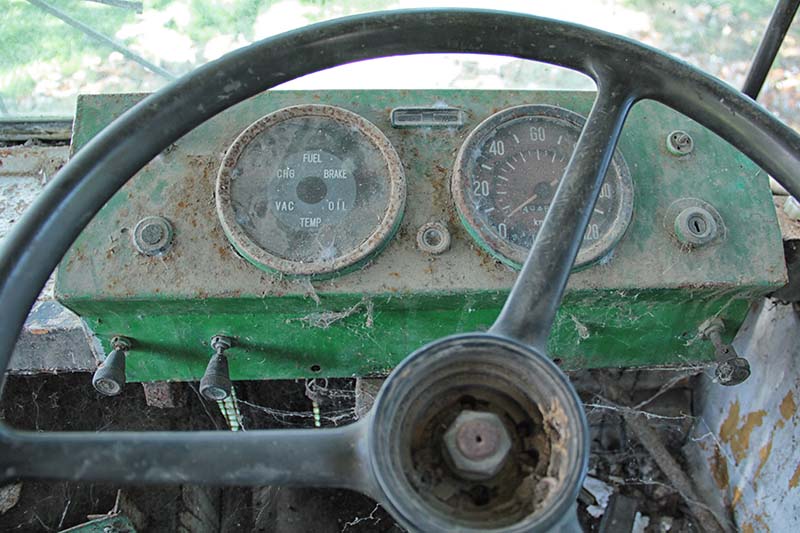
(200, 335, 233, 401)
(699, 319, 750, 386)
(92, 336, 131, 396)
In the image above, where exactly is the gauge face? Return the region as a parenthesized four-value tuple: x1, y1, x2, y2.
(216, 105, 405, 276)
(452, 105, 633, 268)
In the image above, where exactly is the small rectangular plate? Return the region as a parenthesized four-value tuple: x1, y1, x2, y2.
(390, 107, 464, 128)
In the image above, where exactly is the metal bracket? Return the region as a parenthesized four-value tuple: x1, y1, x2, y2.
(699, 319, 751, 386)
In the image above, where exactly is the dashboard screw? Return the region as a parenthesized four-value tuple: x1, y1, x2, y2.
(132, 216, 174, 256)
(666, 130, 694, 156)
(416, 222, 450, 255)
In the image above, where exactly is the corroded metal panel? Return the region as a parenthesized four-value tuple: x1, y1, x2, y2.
(0, 144, 94, 374)
(692, 300, 800, 531)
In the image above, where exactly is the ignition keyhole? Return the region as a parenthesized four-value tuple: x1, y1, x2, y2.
(688, 214, 707, 235)
(673, 204, 720, 246)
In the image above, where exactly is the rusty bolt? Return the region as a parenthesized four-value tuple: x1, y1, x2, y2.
(132, 216, 174, 256)
(416, 222, 450, 255)
(443, 410, 512, 479)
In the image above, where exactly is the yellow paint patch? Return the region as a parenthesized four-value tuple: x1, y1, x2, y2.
(754, 436, 774, 485)
(719, 401, 767, 463)
(742, 523, 755, 533)
(780, 391, 796, 421)
(753, 513, 771, 532)
(732, 486, 743, 506)
(790, 462, 800, 490)
(711, 446, 730, 490)
(720, 400, 740, 441)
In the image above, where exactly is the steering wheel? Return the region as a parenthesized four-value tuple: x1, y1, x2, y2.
(2, 9, 799, 532)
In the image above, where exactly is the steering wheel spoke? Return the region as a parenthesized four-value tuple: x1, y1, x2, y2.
(490, 81, 635, 351)
(0, 421, 373, 492)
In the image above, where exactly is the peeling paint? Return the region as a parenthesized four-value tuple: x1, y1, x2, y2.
(752, 513, 771, 532)
(710, 446, 729, 490)
(719, 400, 740, 442)
(780, 391, 796, 420)
(732, 486, 743, 506)
(692, 300, 800, 531)
(719, 400, 767, 463)
(790, 463, 800, 490)
(754, 437, 773, 484)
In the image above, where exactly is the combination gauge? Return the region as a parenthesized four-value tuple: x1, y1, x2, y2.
(216, 105, 405, 276)
(452, 104, 633, 269)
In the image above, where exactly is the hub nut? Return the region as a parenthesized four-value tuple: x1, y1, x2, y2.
(443, 410, 512, 480)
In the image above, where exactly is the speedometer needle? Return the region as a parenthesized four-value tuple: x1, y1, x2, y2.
(507, 193, 538, 218)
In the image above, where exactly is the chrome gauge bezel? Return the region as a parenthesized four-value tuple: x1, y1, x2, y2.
(216, 104, 406, 277)
(452, 104, 634, 269)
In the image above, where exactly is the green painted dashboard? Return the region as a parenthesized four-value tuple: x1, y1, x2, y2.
(55, 90, 786, 382)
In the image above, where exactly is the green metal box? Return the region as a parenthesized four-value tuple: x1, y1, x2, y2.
(56, 90, 786, 382)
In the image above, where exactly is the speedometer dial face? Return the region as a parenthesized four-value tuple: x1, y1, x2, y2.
(452, 105, 633, 269)
(216, 105, 405, 276)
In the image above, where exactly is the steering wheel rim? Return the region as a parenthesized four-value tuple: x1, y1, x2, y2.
(1, 8, 799, 532)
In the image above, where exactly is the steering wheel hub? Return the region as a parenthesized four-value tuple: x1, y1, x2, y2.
(370, 334, 588, 532)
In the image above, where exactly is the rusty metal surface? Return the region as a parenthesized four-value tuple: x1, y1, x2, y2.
(52, 90, 787, 381)
(0, 144, 68, 301)
(0, 119, 72, 142)
(58, 90, 786, 300)
(691, 299, 800, 532)
(8, 301, 95, 375)
(0, 144, 93, 375)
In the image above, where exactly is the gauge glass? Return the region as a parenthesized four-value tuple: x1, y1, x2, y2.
(216, 105, 405, 276)
(452, 105, 633, 268)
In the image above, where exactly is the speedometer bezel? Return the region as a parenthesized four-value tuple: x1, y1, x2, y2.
(216, 104, 406, 277)
(452, 104, 634, 269)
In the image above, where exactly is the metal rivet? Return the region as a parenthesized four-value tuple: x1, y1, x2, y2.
(416, 222, 450, 255)
(666, 130, 694, 156)
(132, 216, 174, 256)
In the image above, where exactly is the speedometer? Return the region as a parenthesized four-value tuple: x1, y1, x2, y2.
(452, 104, 633, 269)
(216, 104, 405, 276)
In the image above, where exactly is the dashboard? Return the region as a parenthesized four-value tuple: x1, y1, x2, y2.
(55, 90, 786, 383)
